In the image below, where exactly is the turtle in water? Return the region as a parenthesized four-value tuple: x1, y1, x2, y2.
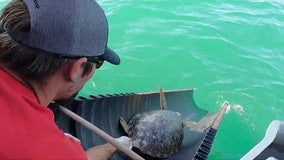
(120, 87, 193, 158)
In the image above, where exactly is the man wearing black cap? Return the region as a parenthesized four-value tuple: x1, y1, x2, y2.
(0, 0, 129, 159)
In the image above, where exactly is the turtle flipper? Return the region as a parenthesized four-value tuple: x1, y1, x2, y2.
(159, 87, 167, 110)
(182, 120, 197, 129)
(119, 117, 129, 134)
(182, 120, 206, 133)
(182, 118, 213, 133)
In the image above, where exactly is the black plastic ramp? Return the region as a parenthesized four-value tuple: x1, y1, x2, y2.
(50, 89, 228, 160)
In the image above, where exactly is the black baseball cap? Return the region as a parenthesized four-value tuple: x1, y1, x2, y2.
(4, 0, 120, 65)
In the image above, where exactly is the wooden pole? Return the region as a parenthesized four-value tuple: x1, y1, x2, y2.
(59, 106, 144, 160)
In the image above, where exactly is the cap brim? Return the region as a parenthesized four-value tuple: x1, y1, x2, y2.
(101, 47, 120, 65)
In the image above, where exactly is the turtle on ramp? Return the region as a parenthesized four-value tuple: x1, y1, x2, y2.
(120, 87, 198, 158)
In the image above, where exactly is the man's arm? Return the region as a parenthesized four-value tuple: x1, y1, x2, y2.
(86, 143, 117, 160)
(85, 136, 132, 160)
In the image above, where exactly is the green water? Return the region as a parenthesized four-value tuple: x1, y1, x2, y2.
(1, 0, 284, 159)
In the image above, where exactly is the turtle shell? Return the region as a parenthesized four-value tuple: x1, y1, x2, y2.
(128, 110, 184, 158)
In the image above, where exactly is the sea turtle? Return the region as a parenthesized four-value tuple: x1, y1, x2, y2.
(119, 87, 192, 158)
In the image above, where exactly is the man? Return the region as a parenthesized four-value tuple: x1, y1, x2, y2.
(0, 0, 130, 159)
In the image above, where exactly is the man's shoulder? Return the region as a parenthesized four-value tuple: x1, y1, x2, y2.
(0, 69, 87, 159)
(0, 97, 87, 159)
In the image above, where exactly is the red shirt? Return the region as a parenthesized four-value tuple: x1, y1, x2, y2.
(0, 68, 87, 159)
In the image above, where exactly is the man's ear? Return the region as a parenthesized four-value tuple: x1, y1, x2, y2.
(69, 57, 88, 82)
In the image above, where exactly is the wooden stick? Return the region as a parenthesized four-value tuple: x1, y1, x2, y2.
(59, 106, 144, 160)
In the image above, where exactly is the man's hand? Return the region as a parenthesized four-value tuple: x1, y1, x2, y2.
(116, 136, 132, 149)
(86, 136, 133, 160)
